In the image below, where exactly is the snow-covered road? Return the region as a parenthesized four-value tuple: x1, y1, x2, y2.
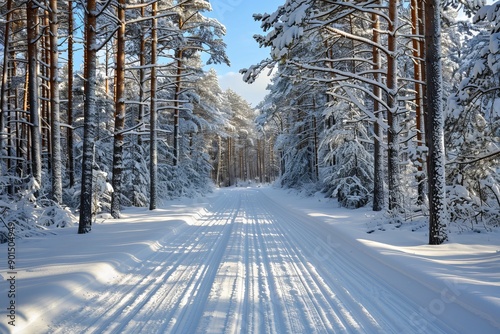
(2, 187, 499, 333)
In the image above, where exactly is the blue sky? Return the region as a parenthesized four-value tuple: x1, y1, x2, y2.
(204, 1, 284, 106)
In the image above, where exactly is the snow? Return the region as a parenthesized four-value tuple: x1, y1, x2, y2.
(1, 186, 499, 333)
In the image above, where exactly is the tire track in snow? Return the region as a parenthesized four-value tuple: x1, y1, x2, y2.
(246, 190, 342, 333)
(49, 192, 239, 334)
(199, 189, 338, 333)
(249, 188, 457, 333)
(48, 188, 460, 333)
(162, 194, 240, 334)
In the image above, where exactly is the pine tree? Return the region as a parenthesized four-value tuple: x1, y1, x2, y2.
(446, 1, 500, 229)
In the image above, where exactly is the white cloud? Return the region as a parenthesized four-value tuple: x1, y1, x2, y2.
(218, 71, 273, 107)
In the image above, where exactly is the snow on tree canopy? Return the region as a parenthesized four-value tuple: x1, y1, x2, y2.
(474, 1, 500, 24)
(272, 25, 304, 59)
(265, 0, 310, 59)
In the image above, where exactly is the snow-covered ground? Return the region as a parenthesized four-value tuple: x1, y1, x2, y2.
(1, 186, 499, 333)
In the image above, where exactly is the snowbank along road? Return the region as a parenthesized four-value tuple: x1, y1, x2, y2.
(4, 187, 499, 333)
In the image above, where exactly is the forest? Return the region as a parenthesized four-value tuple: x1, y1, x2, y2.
(0, 0, 499, 245)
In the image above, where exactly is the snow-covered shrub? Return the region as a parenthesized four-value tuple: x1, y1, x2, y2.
(0, 180, 76, 244)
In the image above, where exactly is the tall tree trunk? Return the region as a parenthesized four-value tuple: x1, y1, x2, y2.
(372, 6, 385, 212)
(23, 70, 30, 173)
(216, 136, 222, 186)
(133, 1, 147, 207)
(257, 138, 263, 183)
(42, 12, 51, 161)
(138, 3, 146, 147)
(78, 0, 98, 234)
(412, 0, 426, 205)
(111, 0, 126, 218)
(419, 5, 427, 101)
(424, 0, 447, 245)
(173, 46, 183, 167)
(67, 0, 75, 187)
(49, 0, 62, 203)
(27, 0, 42, 189)
(149, 1, 158, 210)
(312, 100, 319, 182)
(227, 137, 232, 186)
(0, 0, 12, 177)
(13, 56, 24, 179)
(386, 0, 402, 214)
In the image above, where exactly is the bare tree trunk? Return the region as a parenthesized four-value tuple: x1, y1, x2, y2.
(149, 1, 158, 210)
(27, 0, 42, 189)
(372, 2, 385, 212)
(138, 3, 146, 146)
(386, 0, 402, 214)
(111, 0, 126, 218)
(257, 138, 262, 183)
(42, 12, 51, 161)
(0, 0, 12, 177)
(13, 56, 23, 179)
(23, 70, 30, 172)
(424, 0, 447, 245)
(216, 136, 222, 186)
(312, 101, 319, 182)
(133, 0, 147, 207)
(173, 46, 183, 167)
(78, 0, 98, 234)
(227, 137, 232, 186)
(67, 0, 75, 187)
(49, 0, 62, 203)
(412, 0, 426, 205)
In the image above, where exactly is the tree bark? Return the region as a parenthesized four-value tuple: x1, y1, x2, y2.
(27, 0, 42, 189)
(412, 0, 426, 205)
(42, 12, 51, 158)
(173, 45, 183, 167)
(386, 0, 402, 214)
(0, 0, 12, 177)
(149, 1, 158, 210)
(49, 0, 63, 203)
(424, 0, 447, 245)
(78, 0, 98, 234)
(216, 136, 222, 186)
(372, 4, 385, 212)
(67, 0, 75, 188)
(111, 0, 127, 218)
